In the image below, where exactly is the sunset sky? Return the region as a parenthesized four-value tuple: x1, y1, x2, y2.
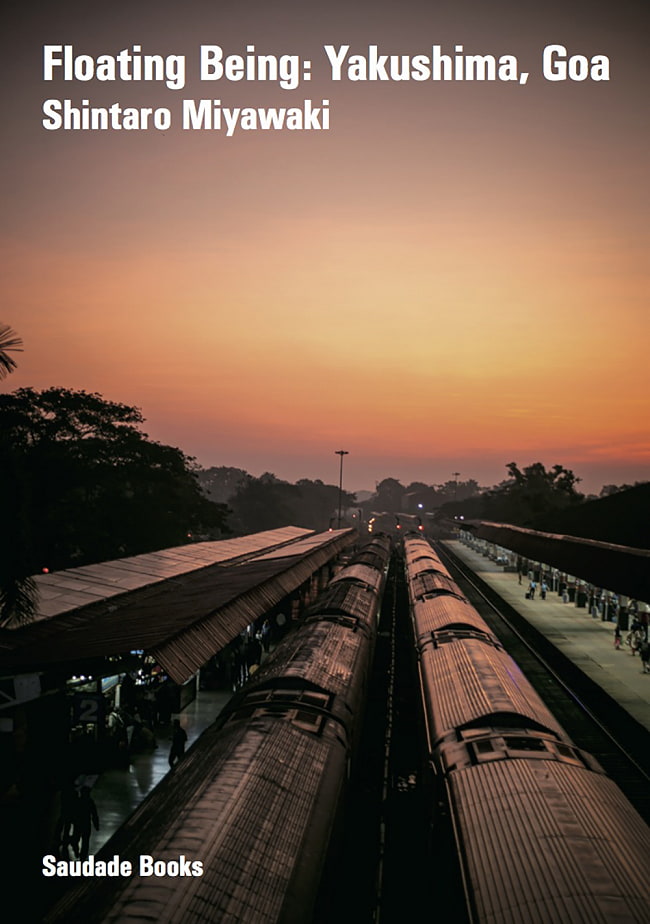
(2, 0, 649, 495)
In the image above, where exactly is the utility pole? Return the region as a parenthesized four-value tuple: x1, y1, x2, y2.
(452, 472, 460, 502)
(335, 450, 349, 529)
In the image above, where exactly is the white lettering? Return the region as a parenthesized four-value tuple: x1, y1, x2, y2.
(543, 45, 610, 81)
(42, 44, 185, 89)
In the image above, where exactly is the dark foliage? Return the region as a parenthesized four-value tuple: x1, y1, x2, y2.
(195, 466, 249, 503)
(0, 387, 230, 624)
(533, 482, 650, 549)
(228, 473, 356, 533)
(436, 461, 584, 527)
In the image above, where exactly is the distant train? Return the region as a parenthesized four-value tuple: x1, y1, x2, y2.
(45, 535, 392, 924)
(403, 535, 650, 924)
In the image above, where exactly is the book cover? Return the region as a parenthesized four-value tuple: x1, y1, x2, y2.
(2, 1, 648, 920)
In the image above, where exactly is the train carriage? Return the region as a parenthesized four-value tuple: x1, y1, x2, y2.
(403, 535, 650, 924)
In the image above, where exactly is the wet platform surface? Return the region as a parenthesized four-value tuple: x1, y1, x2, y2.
(444, 540, 650, 733)
(86, 687, 233, 857)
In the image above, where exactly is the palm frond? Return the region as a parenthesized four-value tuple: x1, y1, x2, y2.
(0, 323, 24, 379)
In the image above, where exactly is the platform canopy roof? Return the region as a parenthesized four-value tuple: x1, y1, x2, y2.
(464, 521, 650, 602)
(0, 528, 356, 684)
(30, 527, 314, 621)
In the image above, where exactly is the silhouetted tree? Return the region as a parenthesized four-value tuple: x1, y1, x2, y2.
(295, 478, 355, 530)
(433, 462, 585, 527)
(196, 465, 249, 503)
(0, 387, 229, 625)
(457, 461, 584, 526)
(228, 474, 355, 533)
(229, 473, 299, 533)
(374, 478, 405, 513)
(435, 479, 481, 503)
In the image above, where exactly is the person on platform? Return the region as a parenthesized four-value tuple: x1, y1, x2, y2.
(260, 619, 272, 653)
(55, 782, 78, 857)
(626, 618, 641, 649)
(640, 639, 650, 673)
(71, 787, 99, 861)
(168, 719, 187, 769)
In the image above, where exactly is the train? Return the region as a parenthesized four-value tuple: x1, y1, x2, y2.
(44, 534, 391, 924)
(403, 535, 650, 923)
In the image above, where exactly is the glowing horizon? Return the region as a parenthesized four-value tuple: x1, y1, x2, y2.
(2, 1, 649, 497)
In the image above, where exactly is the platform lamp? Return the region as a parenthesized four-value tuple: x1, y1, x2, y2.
(335, 450, 349, 529)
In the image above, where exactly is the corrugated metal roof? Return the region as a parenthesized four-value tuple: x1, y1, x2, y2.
(451, 761, 650, 923)
(408, 559, 450, 577)
(413, 597, 493, 639)
(420, 641, 566, 743)
(308, 581, 381, 620)
(329, 563, 384, 591)
(244, 619, 368, 703)
(31, 527, 313, 620)
(467, 521, 650, 600)
(253, 529, 347, 560)
(409, 571, 463, 601)
(0, 529, 356, 683)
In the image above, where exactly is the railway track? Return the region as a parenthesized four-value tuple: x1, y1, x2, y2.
(330, 552, 468, 923)
(436, 540, 650, 824)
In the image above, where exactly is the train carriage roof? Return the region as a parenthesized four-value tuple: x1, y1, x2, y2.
(406, 558, 451, 579)
(419, 640, 566, 744)
(306, 580, 382, 623)
(243, 619, 371, 704)
(412, 596, 495, 640)
(449, 760, 650, 924)
(408, 571, 465, 602)
(329, 563, 384, 591)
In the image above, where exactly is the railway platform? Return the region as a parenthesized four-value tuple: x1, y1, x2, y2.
(443, 539, 650, 733)
(84, 686, 233, 859)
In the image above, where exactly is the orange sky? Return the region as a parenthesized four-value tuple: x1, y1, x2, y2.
(2, 0, 649, 494)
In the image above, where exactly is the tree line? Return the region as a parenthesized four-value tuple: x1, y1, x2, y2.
(1, 325, 641, 623)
